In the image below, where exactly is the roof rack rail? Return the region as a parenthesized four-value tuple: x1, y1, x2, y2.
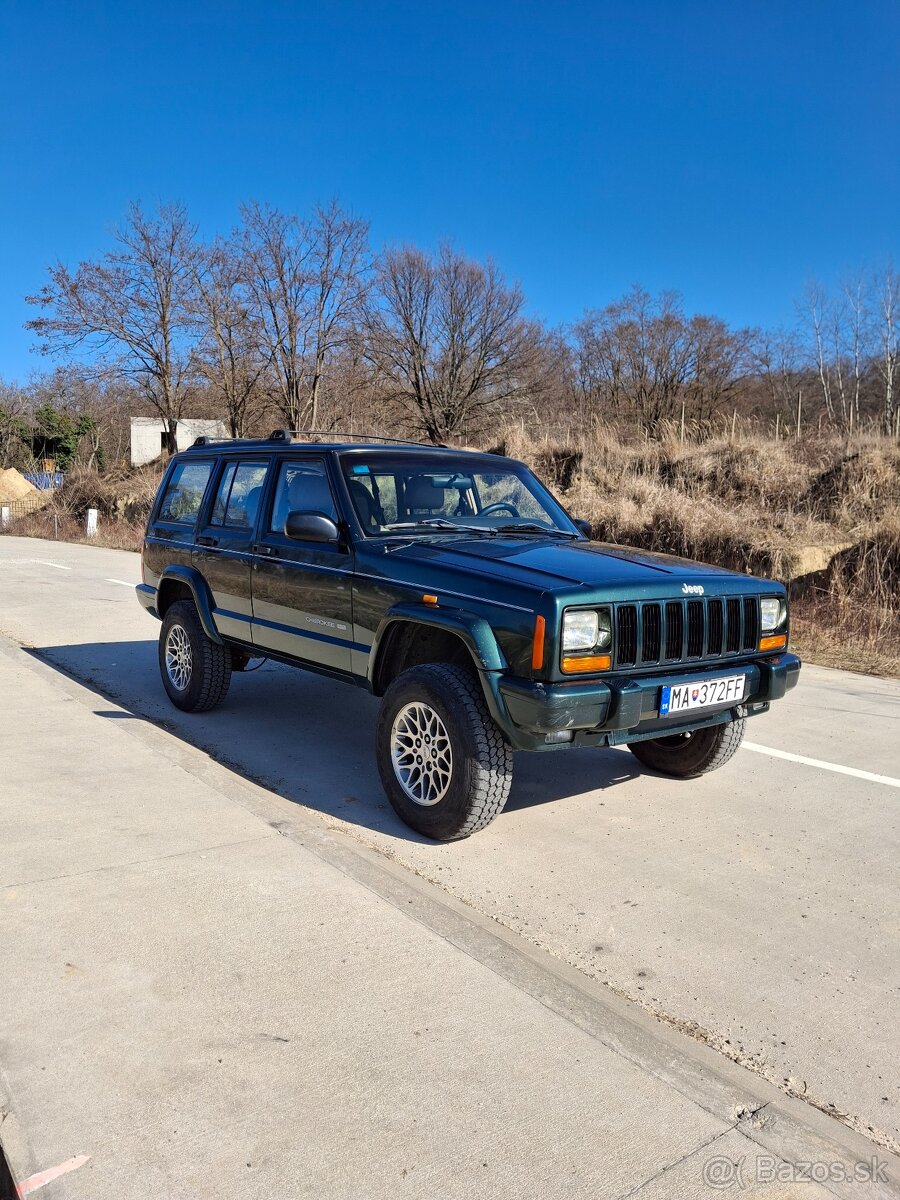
(282, 429, 446, 448)
(192, 434, 235, 447)
(190, 429, 449, 450)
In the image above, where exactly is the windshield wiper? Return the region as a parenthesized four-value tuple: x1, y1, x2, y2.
(498, 523, 579, 538)
(382, 519, 499, 535)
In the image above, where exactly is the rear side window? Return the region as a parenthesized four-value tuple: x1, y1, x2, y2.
(210, 461, 268, 529)
(157, 461, 213, 524)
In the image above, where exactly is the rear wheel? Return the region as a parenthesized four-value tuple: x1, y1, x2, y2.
(159, 600, 232, 712)
(627, 717, 745, 778)
(376, 663, 513, 841)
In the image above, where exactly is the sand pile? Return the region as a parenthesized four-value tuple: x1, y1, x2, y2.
(0, 469, 48, 513)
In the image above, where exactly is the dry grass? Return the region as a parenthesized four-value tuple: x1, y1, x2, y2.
(2, 507, 144, 551)
(495, 422, 900, 677)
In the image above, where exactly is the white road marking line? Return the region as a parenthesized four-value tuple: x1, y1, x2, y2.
(105, 578, 136, 587)
(0, 558, 72, 570)
(743, 741, 900, 789)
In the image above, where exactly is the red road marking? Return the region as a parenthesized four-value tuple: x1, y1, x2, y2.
(17, 1155, 90, 1195)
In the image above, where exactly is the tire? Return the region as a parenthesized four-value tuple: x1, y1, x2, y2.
(376, 663, 514, 841)
(627, 716, 745, 778)
(159, 599, 232, 713)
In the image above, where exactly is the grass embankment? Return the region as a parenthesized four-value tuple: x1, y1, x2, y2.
(493, 425, 900, 678)
(4, 432, 899, 676)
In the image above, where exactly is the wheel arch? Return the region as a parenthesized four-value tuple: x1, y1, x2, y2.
(156, 566, 222, 644)
(369, 603, 507, 699)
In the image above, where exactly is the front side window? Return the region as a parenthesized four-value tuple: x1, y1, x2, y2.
(157, 461, 213, 524)
(269, 460, 338, 533)
(210, 461, 268, 529)
(340, 457, 578, 538)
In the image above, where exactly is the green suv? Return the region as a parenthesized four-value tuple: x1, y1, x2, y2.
(138, 430, 800, 840)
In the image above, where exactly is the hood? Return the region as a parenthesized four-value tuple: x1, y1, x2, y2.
(381, 535, 759, 592)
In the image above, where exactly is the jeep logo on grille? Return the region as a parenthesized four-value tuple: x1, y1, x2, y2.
(682, 583, 705, 595)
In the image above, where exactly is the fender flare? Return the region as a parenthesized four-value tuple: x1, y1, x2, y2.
(368, 602, 508, 690)
(156, 566, 222, 644)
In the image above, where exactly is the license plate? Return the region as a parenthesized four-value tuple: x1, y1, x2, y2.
(659, 674, 745, 717)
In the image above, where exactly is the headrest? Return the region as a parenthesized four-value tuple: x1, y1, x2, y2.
(405, 476, 444, 510)
(287, 471, 332, 511)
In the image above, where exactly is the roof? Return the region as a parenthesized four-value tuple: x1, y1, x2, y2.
(179, 429, 509, 463)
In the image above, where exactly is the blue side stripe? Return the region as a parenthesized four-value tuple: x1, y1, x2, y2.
(214, 607, 370, 654)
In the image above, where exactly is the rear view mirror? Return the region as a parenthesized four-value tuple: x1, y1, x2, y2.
(573, 518, 591, 537)
(284, 510, 340, 543)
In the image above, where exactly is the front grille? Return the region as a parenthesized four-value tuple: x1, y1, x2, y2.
(641, 602, 661, 662)
(618, 604, 638, 665)
(665, 601, 683, 659)
(614, 595, 761, 670)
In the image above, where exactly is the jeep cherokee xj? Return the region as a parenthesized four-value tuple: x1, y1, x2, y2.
(137, 430, 800, 840)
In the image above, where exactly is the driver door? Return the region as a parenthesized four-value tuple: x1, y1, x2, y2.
(250, 457, 355, 673)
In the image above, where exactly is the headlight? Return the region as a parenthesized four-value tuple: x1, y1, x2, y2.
(760, 597, 787, 632)
(562, 608, 612, 652)
(562, 610, 598, 652)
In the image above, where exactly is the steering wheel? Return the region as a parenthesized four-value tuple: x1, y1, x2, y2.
(480, 501, 520, 517)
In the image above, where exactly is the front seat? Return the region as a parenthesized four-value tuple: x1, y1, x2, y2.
(349, 480, 382, 532)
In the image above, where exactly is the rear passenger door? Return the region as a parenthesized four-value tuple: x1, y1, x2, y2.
(250, 457, 355, 673)
(144, 459, 215, 587)
(192, 457, 270, 642)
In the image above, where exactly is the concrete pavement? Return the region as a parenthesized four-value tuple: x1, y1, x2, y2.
(0, 536, 898, 1197)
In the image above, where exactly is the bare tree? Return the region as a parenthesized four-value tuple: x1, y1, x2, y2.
(306, 201, 371, 427)
(26, 202, 201, 453)
(684, 315, 754, 428)
(193, 238, 268, 438)
(803, 281, 837, 424)
(842, 274, 866, 433)
(239, 201, 370, 431)
(751, 327, 802, 419)
(572, 288, 696, 435)
(0, 380, 29, 469)
(874, 265, 897, 435)
(363, 243, 541, 443)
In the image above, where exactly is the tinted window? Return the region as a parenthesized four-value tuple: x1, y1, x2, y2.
(209, 461, 268, 529)
(158, 461, 213, 524)
(269, 460, 337, 533)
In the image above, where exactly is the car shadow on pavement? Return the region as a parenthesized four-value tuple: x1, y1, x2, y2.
(29, 640, 643, 841)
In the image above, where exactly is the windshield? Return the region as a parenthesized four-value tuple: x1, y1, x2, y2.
(340, 455, 580, 538)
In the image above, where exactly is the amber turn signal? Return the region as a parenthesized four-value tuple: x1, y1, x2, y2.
(531, 615, 546, 670)
(422, 594, 438, 606)
(561, 654, 612, 674)
(758, 633, 787, 652)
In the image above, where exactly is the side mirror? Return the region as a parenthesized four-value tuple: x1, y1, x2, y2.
(284, 510, 340, 543)
(573, 518, 592, 537)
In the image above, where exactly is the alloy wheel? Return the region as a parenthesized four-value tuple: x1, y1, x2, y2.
(164, 623, 193, 691)
(390, 701, 453, 806)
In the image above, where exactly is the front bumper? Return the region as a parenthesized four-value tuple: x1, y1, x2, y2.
(491, 653, 801, 750)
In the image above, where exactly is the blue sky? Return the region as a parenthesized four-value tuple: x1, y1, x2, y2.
(1, 0, 897, 382)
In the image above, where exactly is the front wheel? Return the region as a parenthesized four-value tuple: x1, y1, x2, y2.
(159, 600, 232, 712)
(376, 663, 513, 841)
(627, 716, 745, 778)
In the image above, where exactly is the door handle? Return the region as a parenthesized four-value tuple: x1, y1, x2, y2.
(255, 545, 278, 557)
(196, 535, 218, 547)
